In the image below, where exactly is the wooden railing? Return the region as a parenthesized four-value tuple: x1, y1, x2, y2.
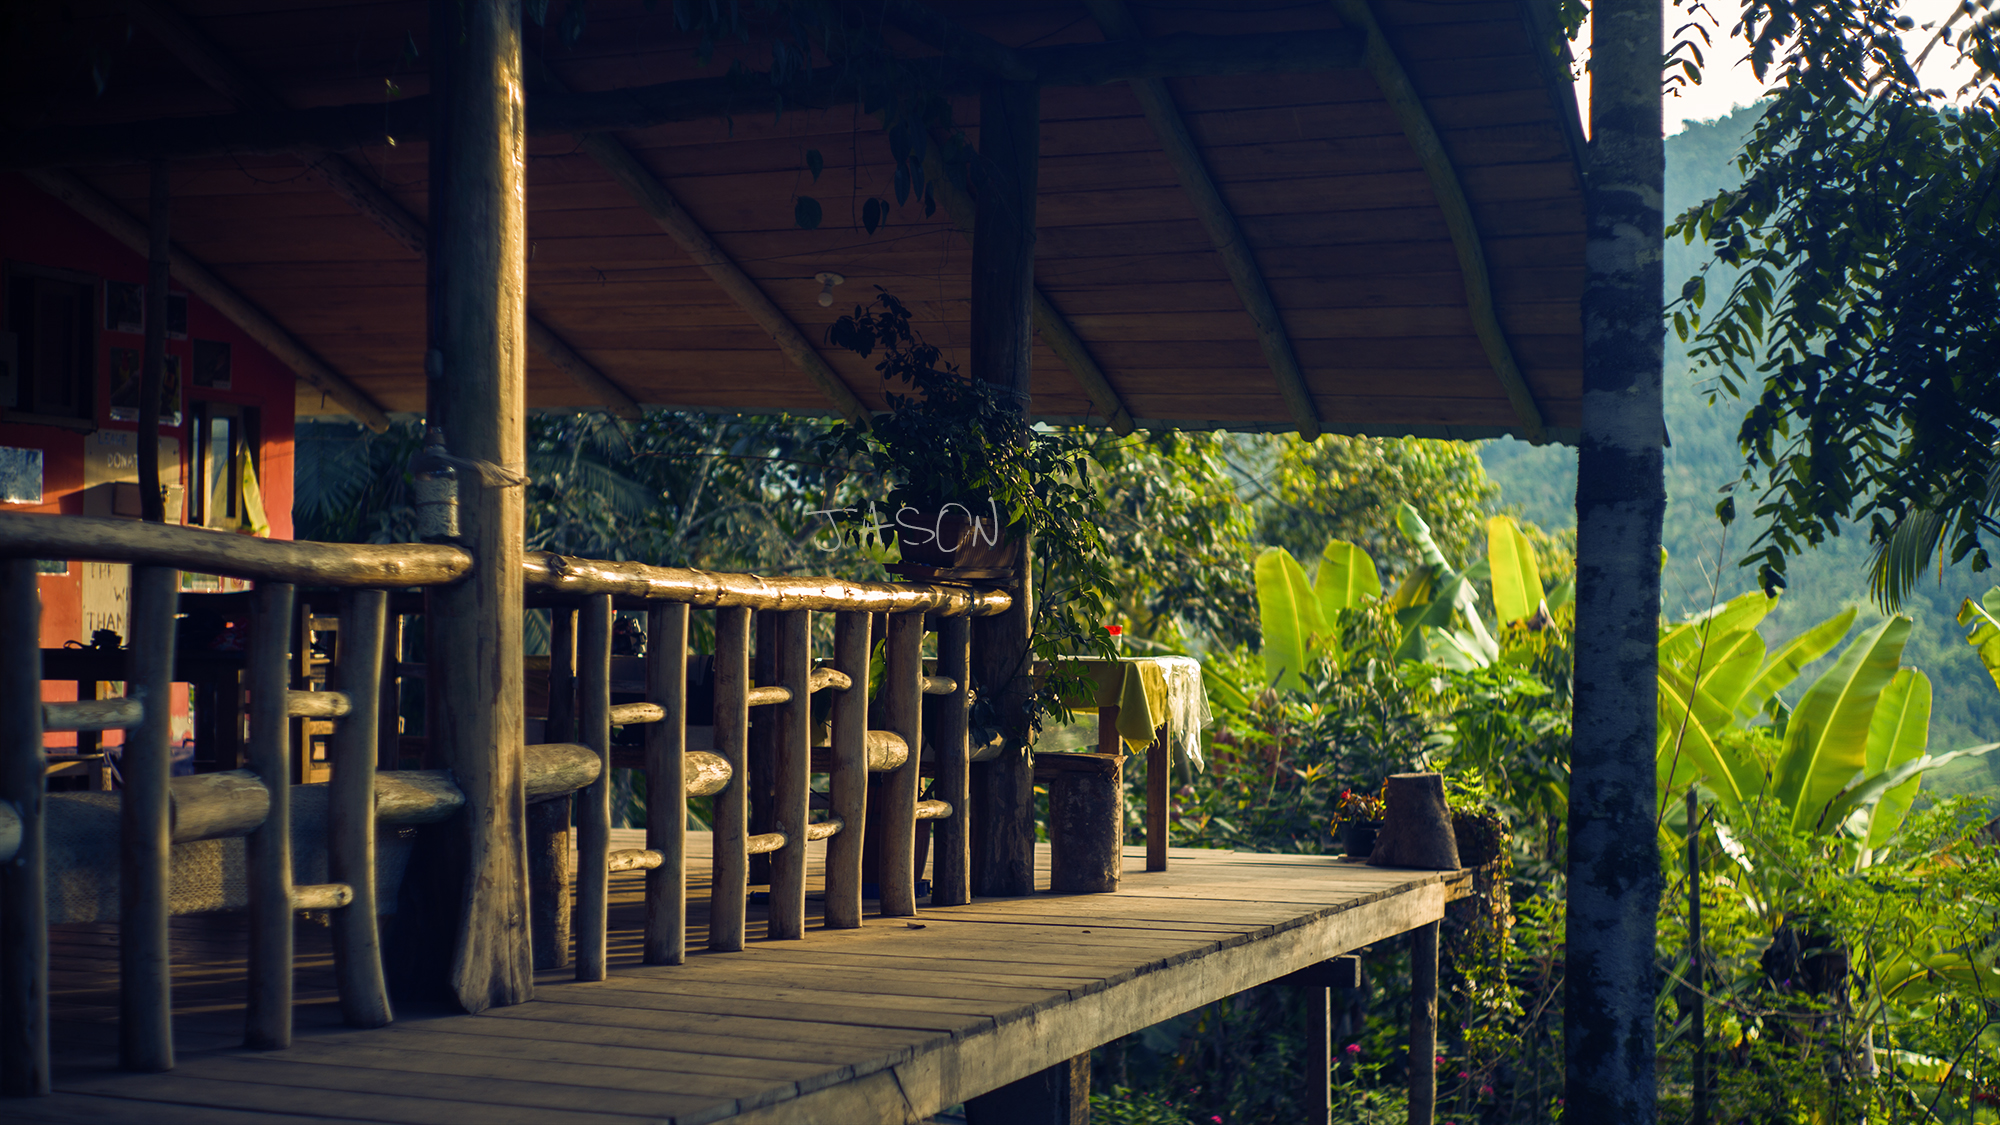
(0, 513, 1009, 1097)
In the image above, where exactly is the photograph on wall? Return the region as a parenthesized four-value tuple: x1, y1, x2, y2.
(110, 348, 184, 427)
(193, 339, 231, 389)
(167, 293, 188, 340)
(104, 281, 142, 334)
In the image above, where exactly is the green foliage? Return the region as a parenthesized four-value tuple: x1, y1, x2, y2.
(1253, 547, 1324, 694)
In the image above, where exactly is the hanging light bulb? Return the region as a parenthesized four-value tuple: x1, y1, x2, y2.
(815, 272, 845, 308)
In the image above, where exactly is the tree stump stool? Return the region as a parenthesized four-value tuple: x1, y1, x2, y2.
(1036, 752, 1124, 893)
(1367, 771, 1461, 871)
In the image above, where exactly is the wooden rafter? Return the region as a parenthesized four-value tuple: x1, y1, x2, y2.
(1330, 0, 1548, 444)
(0, 29, 1365, 171)
(26, 168, 392, 432)
(527, 56, 869, 426)
(1085, 0, 1322, 440)
(124, 0, 643, 420)
(920, 147, 1136, 435)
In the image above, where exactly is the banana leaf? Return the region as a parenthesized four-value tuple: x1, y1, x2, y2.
(1486, 515, 1544, 624)
(1773, 616, 1911, 834)
(1657, 670, 1751, 816)
(1658, 590, 1778, 667)
(1397, 502, 1452, 573)
(1255, 546, 1326, 693)
(1862, 669, 1931, 850)
(1395, 572, 1469, 663)
(1315, 538, 1381, 617)
(1688, 628, 1768, 717)
(1958, 588, 2000, 694)
(1738, 606, 1858, 720)
(1822, 740, 2000, 835)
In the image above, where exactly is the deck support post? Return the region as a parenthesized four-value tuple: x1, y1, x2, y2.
(769, 610, 811, 939)
(329, 589, 391, 1028)
(969, 77, 1040, 898)
(1282, 956, 1361, 1125)
(930, 615, 972, 906)
(529, 607, 575, 970)
(824, 612, 871, 928)
(880, 612, 925, 916)
(428, 0, 532, 1013)
(966, 1054, 1089, 1125)
(121, 566, 178, 1070)
(242, 579, 291, 1053)
(1, 560, 50, 1096)
(711, 607, 752, 952)
(1409, 920, 1440, 1125)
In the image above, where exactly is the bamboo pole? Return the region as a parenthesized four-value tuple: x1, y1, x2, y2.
(643, 602, 688, 964)
(711, 607, 751, 952)
(575, 595, 612, 983)
(522, 553, 1010, 616)
(430, 0, 532, 1013)
(881, 613, 925, 917)
(932, 616, 972, 907)
(529, 608, 575, 971)
(825, 612, 870, 930)
(0, 513, 470, 586)
(243, 581, 293, 1051)
(119, 566, 178, 1071)
(330, 589, 391, 1028)
(1, 559, 49, 1095)
(769, 611, 812, 940)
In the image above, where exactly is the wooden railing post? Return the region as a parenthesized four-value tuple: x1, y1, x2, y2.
(643, 602, 688, 964)
(575, 594, 612, 982)
(1, 559, 49, 1095)
(881, 612, 925, 917)
(711, 607, 752, 951)
(244, 580, 294, 1052)
(825, 612, 870, 929)
(769, 611, 811, 939)
(330, 588, 391, 1028)
(932, 615, 973, 906)
(120, 565, 178, 1071)
(530, 607, 576, 971)
(1410, 920, 1440, 1125)
(748, 610, 777, 886)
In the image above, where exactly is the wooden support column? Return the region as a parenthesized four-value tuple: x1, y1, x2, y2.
(329, 588, 391, 1028)
(1146, 728, 1169, 872)
(642, 602, 688, 964)
(966, 1055, 1089, 1125)
(574, 595, 612, 982)
(429, 0, 532, 1013)
(1409, 921, 1440, 1125)
(710, 607, 752, 952)
(1, 560, 50, 1096)
(881, 612, 925, 916)
(138, 160, 168, 523)
(968, 78, 1041, 899)
(748, 611, 777, 886)
(529, 607, 574, 970)
(242, 580, 292, 1053)
(769, 610, 811, 939)
(931, 615, 972, 906)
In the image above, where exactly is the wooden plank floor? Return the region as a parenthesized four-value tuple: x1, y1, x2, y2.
(16, 833, 1469, 1125)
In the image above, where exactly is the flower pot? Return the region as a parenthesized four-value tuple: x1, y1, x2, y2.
(1341, 819, 1382, 859)
(895, 505, 1021, 572)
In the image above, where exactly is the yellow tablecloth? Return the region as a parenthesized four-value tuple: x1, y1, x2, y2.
(1054, 658, 1174, 752)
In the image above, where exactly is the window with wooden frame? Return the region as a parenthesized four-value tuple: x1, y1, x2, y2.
(191, 400, 262, 532)
(3, 261, 97, 425)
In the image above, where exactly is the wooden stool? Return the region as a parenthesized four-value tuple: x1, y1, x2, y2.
(1036, 752, 1123, 893)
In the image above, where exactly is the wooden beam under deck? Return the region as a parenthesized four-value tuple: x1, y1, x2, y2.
(20, 838, 1472, 1124)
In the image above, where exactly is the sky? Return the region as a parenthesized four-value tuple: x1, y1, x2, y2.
(1566, 0, 1985, 134)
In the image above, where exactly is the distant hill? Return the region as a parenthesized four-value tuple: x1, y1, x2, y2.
(1480, 103, 2000, 796)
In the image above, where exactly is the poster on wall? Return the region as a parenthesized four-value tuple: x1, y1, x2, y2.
(109, 348, 183, 427)
(105, 282, 142, 334)
(0, 446, 42, 504)
(193, 339, 231, 388)
(82, 430, 183, 640)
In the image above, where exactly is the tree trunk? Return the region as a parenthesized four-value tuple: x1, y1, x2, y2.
(1567, 0, 1665, 1120)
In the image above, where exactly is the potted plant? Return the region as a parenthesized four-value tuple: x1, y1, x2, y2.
(1331, 787, 1386, 858)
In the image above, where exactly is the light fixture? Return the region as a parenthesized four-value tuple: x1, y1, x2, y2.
(815, 272, 845, 308)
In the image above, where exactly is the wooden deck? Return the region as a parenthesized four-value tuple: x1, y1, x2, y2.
(18, 833, 1468, 1125)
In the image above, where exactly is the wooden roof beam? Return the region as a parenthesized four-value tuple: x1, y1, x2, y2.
(1330, 0, 1548, 444)
(0, 29, 1364, 170)
(1086, 1, 1322, 440)
(527, 55, 869, 426)
(920, 146, 1136, 435)
(122, 0, 643, 421)
(25, 167, 392, 432)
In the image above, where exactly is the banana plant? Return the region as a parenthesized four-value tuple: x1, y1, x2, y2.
(1251, 535, 1385, 695)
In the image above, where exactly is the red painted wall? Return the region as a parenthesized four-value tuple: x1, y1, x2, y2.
(2, 173, 298, 748)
